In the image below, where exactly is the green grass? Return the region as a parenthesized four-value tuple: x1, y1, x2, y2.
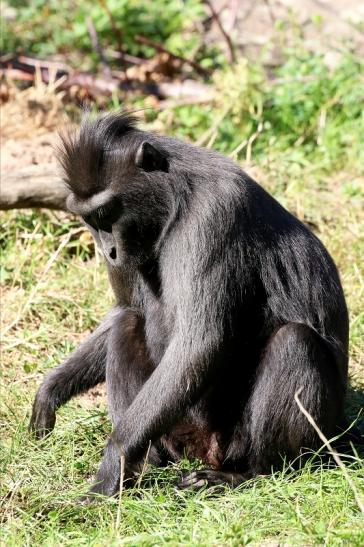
(1, 46, 364, 545)
(1, 429, 364, 546)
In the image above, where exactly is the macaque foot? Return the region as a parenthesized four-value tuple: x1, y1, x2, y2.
(29, 392, 56, 439)
(178, 469, 248, 490)
(84, 460, 139, 503)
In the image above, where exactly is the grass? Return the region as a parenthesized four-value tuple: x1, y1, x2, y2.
(1, 46, 364, 544)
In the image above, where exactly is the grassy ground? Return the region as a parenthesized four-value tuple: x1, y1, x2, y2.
(1, 49, 364, 545)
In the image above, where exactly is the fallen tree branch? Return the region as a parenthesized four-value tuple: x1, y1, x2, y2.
(135, 35, 211, 76)
(0, 166, 69, 210)
(156, 95, 214, 109)
(86, 16, 111, 76)
(1, 63, 213, 102)
(97, 0, 125, 57)
(204, 0, 236, 63)
(0, 54, 68, 82)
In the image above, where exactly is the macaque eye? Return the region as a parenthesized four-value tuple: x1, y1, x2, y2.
(102, 198, 122, 226)
(82, 214, 98, 231)
(97, 217, 113, 233)
(81, 199, 121, 233)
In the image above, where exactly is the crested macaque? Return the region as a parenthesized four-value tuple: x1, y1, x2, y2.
(30, 112, 350, 496)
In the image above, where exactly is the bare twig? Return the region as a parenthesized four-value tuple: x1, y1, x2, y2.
(0, 55, 69, 83)
(115, 451, 126, 530)
(97, 0, 124, 54)
(17, 55, 70, 73)
(156, 96, 214, 110)
(86, 16, 111, 76)
(107, 50, 145, 65)
(96, 0, 131, 80)
(204, 0, 236, 63)
(294, 387, 364, 515)
(229, 137, 248, 159)
(230, 122, 264, 161)
(135, 441, 152, 490)
(246, 121, 264, 164)
(0, 69, 34, 82)
(196, 104, 231, 147)
(135, 35, 211, 77)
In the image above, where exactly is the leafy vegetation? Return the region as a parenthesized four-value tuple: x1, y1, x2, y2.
(1, 3, 364, 545)
(152, 50, 364, 174)
(2, 0, 212, 68)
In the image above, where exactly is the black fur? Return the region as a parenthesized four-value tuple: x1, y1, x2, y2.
(30, 112, 350, 497)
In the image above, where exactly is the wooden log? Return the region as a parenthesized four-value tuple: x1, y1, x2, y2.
(0, 166, 69, 210)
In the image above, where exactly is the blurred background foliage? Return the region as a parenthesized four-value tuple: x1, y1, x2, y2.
(2, 0, 363, 174)
(2, 0, 213, 66)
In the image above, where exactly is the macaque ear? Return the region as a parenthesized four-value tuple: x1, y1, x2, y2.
(135, 141, 169, 173)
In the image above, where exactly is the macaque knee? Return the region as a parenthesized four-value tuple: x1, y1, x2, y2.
(246, 323, 343, 472)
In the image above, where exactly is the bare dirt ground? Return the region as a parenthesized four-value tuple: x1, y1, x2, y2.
(2, 132, 57, 173)
(1, 80, 66, 174)
(226, 0, 364, 59)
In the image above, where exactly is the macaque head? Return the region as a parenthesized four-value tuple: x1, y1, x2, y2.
(59, 113, 171, 268)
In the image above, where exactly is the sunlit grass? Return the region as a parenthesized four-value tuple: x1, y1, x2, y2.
(1, 45, 364, 544)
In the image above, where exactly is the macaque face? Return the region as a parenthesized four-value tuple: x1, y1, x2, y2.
(65, 140, 170, 268)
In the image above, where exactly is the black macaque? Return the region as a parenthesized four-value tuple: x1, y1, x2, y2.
(30, 112, 350, 497)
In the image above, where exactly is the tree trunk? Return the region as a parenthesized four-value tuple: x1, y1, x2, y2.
(0, 166, 69, 210)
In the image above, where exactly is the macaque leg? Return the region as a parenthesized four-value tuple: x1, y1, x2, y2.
(87, 308, 165, 498)
(30, 310, 118, 437)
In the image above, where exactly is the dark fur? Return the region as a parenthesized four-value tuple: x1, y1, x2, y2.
(30, 112, 350, 496)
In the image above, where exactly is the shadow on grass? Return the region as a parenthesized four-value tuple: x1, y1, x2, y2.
(346, 384, 364, 427)
(342, 383, 364, 457)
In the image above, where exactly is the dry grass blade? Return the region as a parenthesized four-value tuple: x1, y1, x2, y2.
(135, 441, 152, 490)
(229, 122, 263, 161)
(196, 105, 231, 147)
(115, 451, 126, 530)
(294, 387, 364, 515)
(2, 230, 74, 335)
